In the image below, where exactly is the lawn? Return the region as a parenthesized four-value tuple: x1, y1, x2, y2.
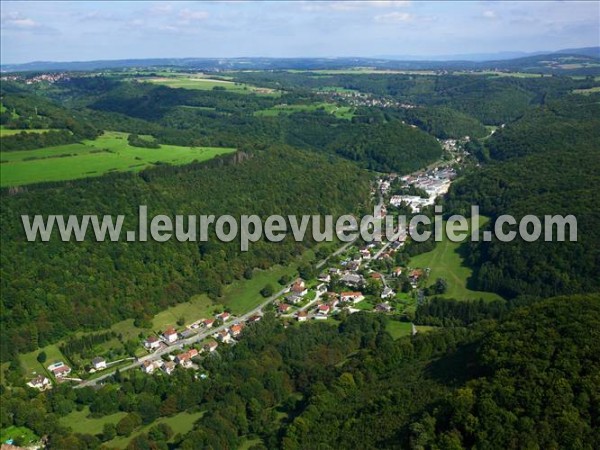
(105, 411, 204, 448)
(143, 76, 277, 95)
(1, 131, 236, 186)
(59, 407, 128, 435)
(20, 344, 69, 379)
(385, 319, 436, 340)
(152, 294, 216, 331)
(0, 426, 39, 446)
(409, 219, 503, 302)
(255, 102, 354, 119)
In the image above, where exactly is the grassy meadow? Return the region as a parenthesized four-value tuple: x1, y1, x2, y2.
(0, 131, 235, 186)
(255, 102, 354, 119)
(142, 76, 277, 95)
(409, 218, 504, 302)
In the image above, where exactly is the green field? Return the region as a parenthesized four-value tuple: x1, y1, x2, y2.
(385, 320, 436, 340)
(20, 344, 68, 379)
(59, 407, 128, 435)
(573, 86, 600, 95)
(409, 219, 503, 302)
(105, 411, 204, 448)
(143, 76, 277, 95)
(0, 131, 235, 186)
(255, 102, 354, 119)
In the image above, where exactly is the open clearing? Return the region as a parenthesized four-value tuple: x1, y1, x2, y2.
(59, 407, 128, 435)
(143, 76, 278, 95)
(410, 219, 504, 302)
(385, 320, 436, 340)
(255, 102, 354, 119)
(0, 131, 235, 186)
(0, 426, 39, 446)
(105, 411, 204, 448)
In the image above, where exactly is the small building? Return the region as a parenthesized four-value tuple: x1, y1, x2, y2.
(162, 361, 176, 375)
(163, 327, 178, 344)
(230, 323, 244, 338)
(318, 272, 331, 283)
(316, 283, 327, 294)
(247, 315, 262, 323)
(297, 311, 308, 322)
(340, 292, 364, 304)
(341, 273, 364, 287)
(175, 349, 199, 368)
(290, 279, 308, 296)
(91, 357, 107, 370)
(376, 302, 393, 313)
(216, 312, 231, 322)
(48, 362, 71, 378)
(278, 303, 292, 314)
(180, 329, 196, 339)
(27, 375, 51, 390)
(216, 330, 233, 344)
(203, 318, 215, 328)
(317, 304, 330, 316)
(392, 267, 403, 277)
(203, 340, 218, 352)
(144, 335, 161, 350)
(286, 293, 303, 305)
(141, 359, 162, 374)
(381, 287, 395, 299)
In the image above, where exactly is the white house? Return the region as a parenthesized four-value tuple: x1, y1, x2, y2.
(163, 327, 179, 344)
(340, 292, 364, 304)
(27, 375, 51, 390)
(381, 287, 395, 299)
(91, 357, 107, 370)
(144, 335, 161, 350)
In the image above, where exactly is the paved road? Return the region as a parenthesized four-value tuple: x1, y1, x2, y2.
(76, 283, 293, 388)
(77, 194, 388, 388)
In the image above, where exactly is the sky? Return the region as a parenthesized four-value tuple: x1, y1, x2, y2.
(1, 1, 599, 64)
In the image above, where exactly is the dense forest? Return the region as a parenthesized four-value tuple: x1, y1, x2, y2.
(445, 94, 600, 298)
(1, 295, 597, 449)
(0, 147, 371, 357)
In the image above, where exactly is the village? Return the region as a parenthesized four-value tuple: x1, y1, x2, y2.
(26, 138, 470, 392)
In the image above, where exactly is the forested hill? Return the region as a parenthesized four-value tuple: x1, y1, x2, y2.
(0, 148, 371, 358)
(444, 94, 600, 298)
(3, 294, 597, 449)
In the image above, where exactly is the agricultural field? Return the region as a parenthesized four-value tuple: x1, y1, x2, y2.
(255, 102, 354, 119)
(142, 76, 278, 95)
(409, 219, 504, 302)
(0, 131, 235, 186)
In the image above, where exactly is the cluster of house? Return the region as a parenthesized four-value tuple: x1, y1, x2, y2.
(1, 72, 71, 85)
(316, 89, 415, 110)
(140, 312, 262, 376)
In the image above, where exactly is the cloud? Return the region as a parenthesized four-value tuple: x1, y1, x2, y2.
(301, 1, 410, 13)
(374, 11, 414, 23)
(178, 9, 209, 22)
(482, 10, 498, 20)
(1, 11, 39, 29)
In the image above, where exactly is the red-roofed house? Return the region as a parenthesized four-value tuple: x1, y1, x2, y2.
(230, 323, 244, 337)
(144, 335, 161, 350)
(340, 292, 364, 304)
(163, 327, 178, 343)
